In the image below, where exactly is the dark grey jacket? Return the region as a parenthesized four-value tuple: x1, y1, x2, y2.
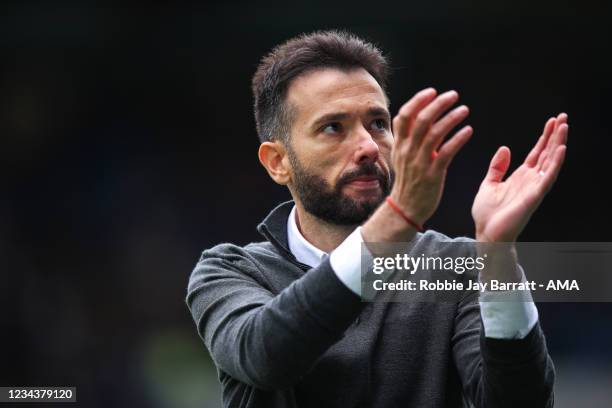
(186, 201, 555, 407)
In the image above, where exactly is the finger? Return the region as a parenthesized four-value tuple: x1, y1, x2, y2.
(537, 113, 568, 169)
(392, 88, 437, 141)
(539, 145, 567, 194)
(557, 112, 568, 126)
(540, 122, 569, 172)
(410, 90, 459, 149)
(421, 105, 469, 160)
(525, 117, 556, 167)
(435, 125, 473, 170)
(483, 146, 511, 183)
(542, 124, 569, 173)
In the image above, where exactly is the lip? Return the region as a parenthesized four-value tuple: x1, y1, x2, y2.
(345, 176, 381, 189)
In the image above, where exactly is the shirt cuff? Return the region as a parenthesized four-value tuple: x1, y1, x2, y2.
(329, 227, 370, 296)
(479, 266, 539, 339)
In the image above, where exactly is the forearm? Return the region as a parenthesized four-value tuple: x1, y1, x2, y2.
(478, 323, 555, 407)
(188, 255, 364, 390)
(455, 295, 554, 408)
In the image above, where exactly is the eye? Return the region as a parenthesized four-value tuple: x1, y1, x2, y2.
(321, 122, 343, 135)
(371, 118, 389, 132)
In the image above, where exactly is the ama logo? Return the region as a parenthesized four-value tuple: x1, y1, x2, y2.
(546, 280, 579, 290)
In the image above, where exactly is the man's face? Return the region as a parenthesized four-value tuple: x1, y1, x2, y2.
(285, 67, 394, 225)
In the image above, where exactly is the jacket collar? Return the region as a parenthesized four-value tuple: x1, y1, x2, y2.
(257, 200, 308, 268)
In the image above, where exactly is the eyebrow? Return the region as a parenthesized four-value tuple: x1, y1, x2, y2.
(310, 107, 390, 131)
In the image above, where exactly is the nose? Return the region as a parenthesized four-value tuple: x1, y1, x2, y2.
(353, 125, 380, 164)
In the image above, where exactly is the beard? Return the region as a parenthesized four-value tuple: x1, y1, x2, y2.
(288, 148, 393, 226)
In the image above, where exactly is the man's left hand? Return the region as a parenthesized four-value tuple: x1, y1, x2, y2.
(472, 113, 569, 243)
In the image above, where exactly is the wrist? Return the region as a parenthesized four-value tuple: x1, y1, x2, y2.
(475, 224, 519, 243)
(362, 201, 418, 244)
(385, 196, 425, 232)
(477, 242, 521, 283)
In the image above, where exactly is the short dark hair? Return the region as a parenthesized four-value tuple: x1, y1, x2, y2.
(251, 30, 390, 144)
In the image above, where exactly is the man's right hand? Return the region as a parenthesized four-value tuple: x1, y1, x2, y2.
(362, 88, 472, 244)
(389, 88, 472, 226)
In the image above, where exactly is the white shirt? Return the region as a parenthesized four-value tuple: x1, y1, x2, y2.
(286, 205, 538, 339)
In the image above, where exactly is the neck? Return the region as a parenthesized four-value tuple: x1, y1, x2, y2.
(294, 202, 357, 253)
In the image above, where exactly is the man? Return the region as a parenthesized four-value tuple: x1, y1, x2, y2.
(187, 30, 566, 407)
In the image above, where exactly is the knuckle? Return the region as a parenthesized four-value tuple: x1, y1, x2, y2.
(392, 117, 400, 131)
(415, 112, 429, 126)
(434, 156, 448, 169)
(405, 147, 417, 160)
(427, 128, 441, 143)
(398, 144, 411, 157)
(393, 115, 405, 127)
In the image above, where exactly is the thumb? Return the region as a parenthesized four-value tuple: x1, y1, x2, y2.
(484, 146, 511, 183)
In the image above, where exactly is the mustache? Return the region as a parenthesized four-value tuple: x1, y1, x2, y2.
(337, 162, 389, 188)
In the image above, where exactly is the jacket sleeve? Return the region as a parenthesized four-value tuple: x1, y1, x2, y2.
(185, 246, 364, 391)
(452, 290, 555, 407)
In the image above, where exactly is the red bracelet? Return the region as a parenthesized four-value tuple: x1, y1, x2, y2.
(385, 197, 424, 232)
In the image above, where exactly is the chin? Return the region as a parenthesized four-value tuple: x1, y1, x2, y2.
(344, 191, 384, 208)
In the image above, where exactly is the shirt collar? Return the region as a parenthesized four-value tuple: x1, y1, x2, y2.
(287, 205, 328, 268)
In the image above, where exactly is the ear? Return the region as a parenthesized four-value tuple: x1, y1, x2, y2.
(258, 141, 292, 185)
